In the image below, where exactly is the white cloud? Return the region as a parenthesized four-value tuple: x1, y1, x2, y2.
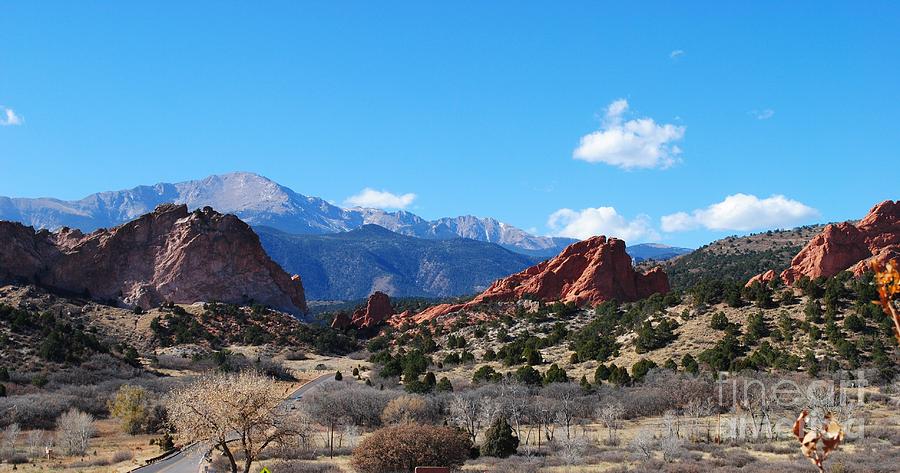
(0, 107, 23, 126)
(344, 188, 417, 210)
(661, 193, 819, 232)
(750, 109, 775, 120)
(605, 98, 629, 120)
(670, 49, 685, 59)
(547, 207, 659, 242)
(573, 99, 685, 170)
(659, 212, 695, 232)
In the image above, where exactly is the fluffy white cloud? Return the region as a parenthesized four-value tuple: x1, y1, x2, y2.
(0, 107, 22, 126)
(750, 109, 775, 120)
(344, 188, 417, 210)
(547, 206, 659, 242)
(573, 99, 685, 169)
(670, 49, 685, 59)
(661, 193, 819, 232)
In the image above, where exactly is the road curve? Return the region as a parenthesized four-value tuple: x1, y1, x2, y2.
(132, 373, 334, 473)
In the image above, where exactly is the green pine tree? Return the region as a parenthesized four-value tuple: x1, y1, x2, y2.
(480, 417, 519, 458)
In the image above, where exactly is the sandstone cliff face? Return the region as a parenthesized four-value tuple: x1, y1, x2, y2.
(0, 204, 307, 315)
(399, 236, 670, 323)
(332, 291, 395, 330)
(779, 223, 871, 285)
(754, 200, 898, 286)
(0, 224, 57, 283)
(851, 200, 900, 274)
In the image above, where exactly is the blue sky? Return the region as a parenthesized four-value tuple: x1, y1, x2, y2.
(1, 2, 897, 247)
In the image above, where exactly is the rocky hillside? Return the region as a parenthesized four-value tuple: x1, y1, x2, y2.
(0, 284, 353, 371)
(646, 224, 826, 291)
(401, 236, 669, 323)
(391, 269, 899, 390)
(0, 204, 308, 315)
(257, 224, 540, 301)
(0, 172, 575, 255)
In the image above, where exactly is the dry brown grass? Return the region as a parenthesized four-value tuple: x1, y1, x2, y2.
(0, 419, 156, 473)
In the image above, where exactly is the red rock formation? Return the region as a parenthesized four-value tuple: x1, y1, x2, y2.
(851, 200, 900, 274)
(0, 204, 308, 315)
(398, 236, 669, 323)
(777, 200, 898, 285)
(332, 291, 395, 330)
(745, 269, 777, 288)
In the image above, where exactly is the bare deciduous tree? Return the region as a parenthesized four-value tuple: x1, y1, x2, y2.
(684, 397, 714, 441)
(164, 370, 296, 473)
(532, 396, 558, 446)
(595, 402, 625, 445)
(449, 391, 482, 444)
(662, 410, 682, 439)
(480, 397, 503, 428)
(332, 385, 395, 428)
(544, 383, 585, 440)
(496, 382, 532, 447)
(661, 433, 684, 462)
(341, 424, 360, 448)
(56, 409, 95, 456)
(2, 423, 19, 459)
(287, 409, 317, 449)
(630, 427, 655, 460)
(304, 384, 352, 458)
(555, 434, 589, 466)
(27, 430, 44, 460)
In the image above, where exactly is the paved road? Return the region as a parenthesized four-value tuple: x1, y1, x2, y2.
(132, 373, 333, 473)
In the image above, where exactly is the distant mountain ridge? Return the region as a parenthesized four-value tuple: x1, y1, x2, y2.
(627, 243, 692, 263)
(0, 172, 576, 255)
(256, 224, 541, 300)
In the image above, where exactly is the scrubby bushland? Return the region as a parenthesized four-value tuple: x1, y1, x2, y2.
(351, 424, 471, 473)
(0, 303, 108, 364)
(266, 461, 342, 473)
(381, 395, 429, 425)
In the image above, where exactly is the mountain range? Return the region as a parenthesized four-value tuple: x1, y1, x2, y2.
(0, 172, 576, 256)
(258, 224, 540, 300)
(625, 243, 692, 263)
(0, 172, 692, 300)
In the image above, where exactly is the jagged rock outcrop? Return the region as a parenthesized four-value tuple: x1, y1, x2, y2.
(332, 291, 395, 330)
(779, 223, 871, 285)
(0, 204, 308, 315)
(745, 269, 777, 288)
(850, 200, 900, 274)
(398, 236, 670, 323)
(750, 200, 898, 286)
